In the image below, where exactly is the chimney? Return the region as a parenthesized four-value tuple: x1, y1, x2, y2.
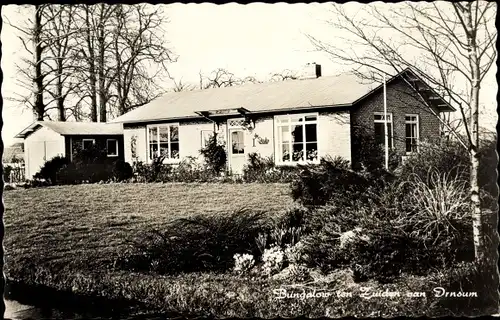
(299, 62, 322, 79)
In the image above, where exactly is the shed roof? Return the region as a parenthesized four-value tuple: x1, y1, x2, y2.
(111, 68, 454, 124)
(14, 121, 123, 139)
(2, 143, 24, 163)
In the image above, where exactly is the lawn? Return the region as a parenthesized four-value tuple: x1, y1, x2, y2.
(1, 182, 478, 317)
(3, 182, 292, 274)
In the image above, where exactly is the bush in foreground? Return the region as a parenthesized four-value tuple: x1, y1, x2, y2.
(116, 209, 268, 274)
(33, 155, 70, 184)
(300, 167, 475, 283)
(290, 156, 393, 207)
(243, 153, 299, 183)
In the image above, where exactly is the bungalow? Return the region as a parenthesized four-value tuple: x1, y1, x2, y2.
(15, 121, 124, 180)
(111, 64, 454, 174)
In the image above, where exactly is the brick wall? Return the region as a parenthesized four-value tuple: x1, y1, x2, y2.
(351, 78, 442, 158)
(318, 111, 352, 163)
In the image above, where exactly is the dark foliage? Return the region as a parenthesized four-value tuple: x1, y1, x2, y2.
(399, 140, 470, 183)
(243, 153, 300, 183)
(290, 156, 393, 207)
(171, 157, 218, 182)
(351, 127, 400, 172)
(399, 137, 498, 210)
(33, 155, 70, 184)
(301, 204, 475, 283)
(57, 163, 114, 184)
(116, 209, 269, 274)
(73, 144, 108, 165)
(477, 138, 498, 210)
(133, 156, 173, 182)
(3, 165, 13, 182)
(428, 259, 499, 317)
(200, 133, 227, 175)
(112, 160, 134, 182)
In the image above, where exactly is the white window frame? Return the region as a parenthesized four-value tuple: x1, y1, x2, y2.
(146, 123, 180, 163)
(82, 139, 95, 150)
(373, 112, 394, 149)
(274, 113, 319, 166)
(106, 139, 119, 157)
(405, 114, 420, 154)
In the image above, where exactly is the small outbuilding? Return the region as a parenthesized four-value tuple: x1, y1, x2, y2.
(15, 121, 124, 180)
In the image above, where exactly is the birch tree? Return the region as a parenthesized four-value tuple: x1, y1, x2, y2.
(308, 1, 497, 261)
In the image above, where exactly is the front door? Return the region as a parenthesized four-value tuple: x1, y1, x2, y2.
(229, 129, 246, 175)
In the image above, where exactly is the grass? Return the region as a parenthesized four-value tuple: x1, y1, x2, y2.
(3, 182, 488, 317)
(3, 183, 292, 275)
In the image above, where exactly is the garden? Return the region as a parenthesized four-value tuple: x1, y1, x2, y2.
(3, 133, 499, 317)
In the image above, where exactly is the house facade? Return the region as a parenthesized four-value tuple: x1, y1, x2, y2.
(15, 121, 124, 179)
(112, 65, 453, 174)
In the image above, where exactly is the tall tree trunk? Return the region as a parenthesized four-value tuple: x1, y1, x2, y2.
(85, 7, 98, 122)
(33, 5, 45, 121)
(464, 3, 483, 262)
(97, 6, 107, 122)
(56, 57, 65, 121)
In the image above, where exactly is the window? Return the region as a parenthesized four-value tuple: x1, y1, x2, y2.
(147, 124, 180, 161)
(106, 139, 119, 157)
(201, 130, 213, 148)
(405, 115, 419, 153)
(82, 139, 95, 150)
(275, 114, 318, 164)
(231, 130, 245, 154)
(373, 113, 393, 149)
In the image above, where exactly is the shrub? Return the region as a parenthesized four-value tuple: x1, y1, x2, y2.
(3, 165, 13, 183)
(261, 246, 285, 276)
(112, 160, 133, 182)
(73, 144, 108, 165)
(33, 155, 70, 184)
(57, 163, 114, 184)
(254, 206, 309, 259)
(284, 241, 307, 265)
(477, 137, 498, 210)
(301, 191, 474, 283)
(171, 156, 216, 182)
(399, 140, 470, 184)
(290, 156, 391, 207)
(117, 209, 268, 274)
(133, 157, 173, 182)
(243, 153, 299, 183)
(200, 133, 227, 175)
(351, 127, 401, 172)
(403, 169, 470, 242)
(233, 253, 255, 274)
(428, 260, 499, 316)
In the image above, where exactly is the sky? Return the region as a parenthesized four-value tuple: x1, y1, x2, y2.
(1, 3, 497, 147)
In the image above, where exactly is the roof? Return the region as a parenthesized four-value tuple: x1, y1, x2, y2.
(2, 143, 24, 163)
(111, 68, 454, 124)
(14, 121, 123, 139)
(111, 73, 379, 124)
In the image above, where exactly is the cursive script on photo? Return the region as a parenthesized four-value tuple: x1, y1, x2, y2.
(273, 286, 478, 300)
(273, 288, 352, 300)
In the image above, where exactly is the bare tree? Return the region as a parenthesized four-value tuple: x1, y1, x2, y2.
(5, 5, 55, 120)
(308, 1, 497, 261)
(110, 4, 174, 116)
(269, 69, 298, 81)
(171, 77, 195, 92)
(71, 4, 174, 121)
(199, 68, 243, 89)
(43, 5, 81, 121)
